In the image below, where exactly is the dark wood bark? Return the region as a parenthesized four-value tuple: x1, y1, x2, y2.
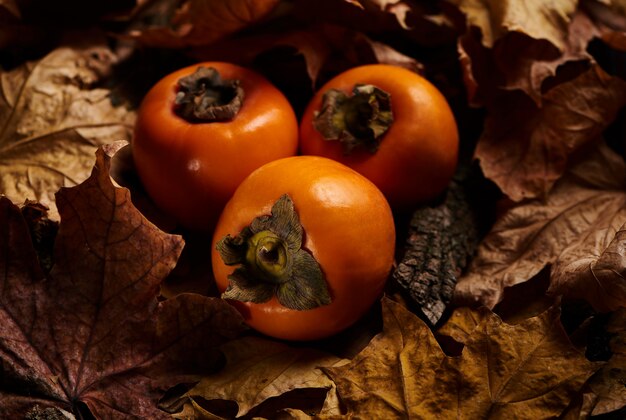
(392, 164, 493, 326)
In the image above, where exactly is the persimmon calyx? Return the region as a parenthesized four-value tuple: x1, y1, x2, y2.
(313, 84, 394, 154)
(216, 194, 331, 311)
(174, 66, 244, 122)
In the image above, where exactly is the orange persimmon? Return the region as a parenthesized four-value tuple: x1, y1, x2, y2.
(212, 156, 396, 341)
(300, 64, 459, 210)
(132, 62, 298, 231)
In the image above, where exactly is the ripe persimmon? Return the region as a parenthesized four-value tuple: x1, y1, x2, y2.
(132, 62, 298, 231)
(300, 64, 459, 210)
(212, 156, 396, 341)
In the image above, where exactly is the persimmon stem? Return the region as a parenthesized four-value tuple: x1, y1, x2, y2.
(313, 84, 394, 154)
(174, 66, 244, 122)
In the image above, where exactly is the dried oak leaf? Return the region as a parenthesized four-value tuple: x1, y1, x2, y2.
(126, 0, 281, 48)
(455, 141, 626, 312)
(0, 144, 246, 418)
(324, 297, 599, 419)
(475, 64, 626, 202)
(0, 42, 135, 220)
(174, 336, 345, 418)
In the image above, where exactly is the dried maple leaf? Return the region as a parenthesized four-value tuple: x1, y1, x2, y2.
(0, 41, 135, 220)
(126, 0, 281, 48)
(174, 336, 345, 418)
(0, 143, 246, 418)
(455, 142, 626, 311)
(324, 298, 599, 418)
(475, 64, 626, 202)
(436, 306, 489, 345)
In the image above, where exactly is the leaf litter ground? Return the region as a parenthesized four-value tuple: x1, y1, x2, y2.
(1, 0, 626, 418)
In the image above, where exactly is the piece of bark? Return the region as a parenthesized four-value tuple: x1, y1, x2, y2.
(392, 164, 489, 325)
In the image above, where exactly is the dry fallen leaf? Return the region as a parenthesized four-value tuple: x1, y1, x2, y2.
(455, 142, 626, 311)
(0, 144, 246, 418)
(0, 41, 135, 220)
(451, 0, 593, 104)
(126, 0, 281, 48)
(436, 306, 489, 346)
(475, 64, 626, 202)
(588, 309, 626, 415)
(190, 24, 422, 89)
(324, 297, 599, 419)
(449, 0, 577, 50)
(360, 0, 413, 29)
(177, 336, 346, 418)
(584, 0, 626, 51)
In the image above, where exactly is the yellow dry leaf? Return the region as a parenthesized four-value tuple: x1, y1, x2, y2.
(0, 41, 135, 219)
(182, 336, 345, 418)
(324, 298, 599, 419)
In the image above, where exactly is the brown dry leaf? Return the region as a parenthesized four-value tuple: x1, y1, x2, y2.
(190, 24, 422, 87)
(0, 41, 135, 220)
(126, 0, 281, 48)
(475, 64, 626, 202)
(360, 0, 413, 29)
(588, 309, 626, 415)
(450, 0, 576, 51)
(456, 142, 626, 311)
(494, 11, 598, 104)
(436, 306, 489, 345)
(0, 0, 19, 17)
(0, 144, 246, 418)
(584, 0, 626, 51)
(453, 1, 599, 105)
(324, 298, 598, 418)
(180, 336, 346, 418)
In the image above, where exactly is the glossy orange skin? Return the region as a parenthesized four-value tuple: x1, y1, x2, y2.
(300, 64, 459, 210)
(132, 62, 298, 231)
(212, 156, 396, 341)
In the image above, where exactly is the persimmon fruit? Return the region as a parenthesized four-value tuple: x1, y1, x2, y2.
(300, 64, 459, 210)
(212, 156, 396, 341)
(132, 62, 298, 232)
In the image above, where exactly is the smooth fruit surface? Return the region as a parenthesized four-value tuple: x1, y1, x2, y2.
(300, 64, 459, 210)
(133, 62, 298, 231)
(212, 156, 396, 341)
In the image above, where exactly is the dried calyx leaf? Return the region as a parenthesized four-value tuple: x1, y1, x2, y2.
(174, 66, 244, 122)
(313, 84, 394, 154)
(216, 194, 331, 311)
